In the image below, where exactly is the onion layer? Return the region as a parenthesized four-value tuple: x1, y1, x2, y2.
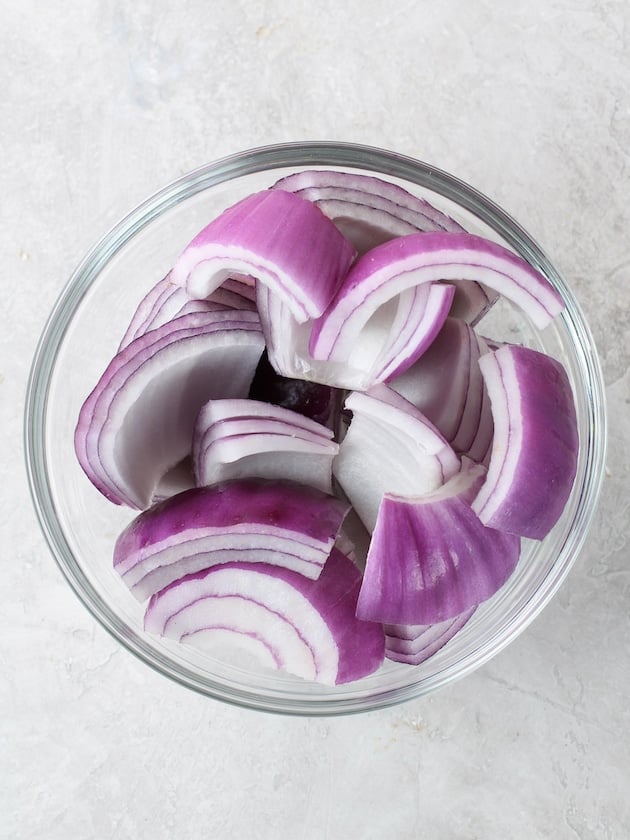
(144, 548, 385, 685)
(471, 344, 579, 539)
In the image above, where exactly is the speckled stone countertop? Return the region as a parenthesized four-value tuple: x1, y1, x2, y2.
(2, 2, 629, 838)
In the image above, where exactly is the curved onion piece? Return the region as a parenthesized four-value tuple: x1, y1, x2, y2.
(258, 279, 454, 391)
(472, 344, 578, 539)
(390, 317, 494, 461)
(118, 274, 256, 350)
(193, 399, 338, 492)
(384, 608, 476, 665)
(114, 478, 350, 600)
(356, 463, 521, 624)
(144, 548, 385, 685)
(310, 232, 565, 373)
(272, 169, 496, 323)
(333, 385, 460, 531)
(74, 310, 265, 509)
(170, 190, 356, 323)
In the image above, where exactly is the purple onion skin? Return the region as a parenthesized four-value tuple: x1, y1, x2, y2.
(114, 478, 350, 565)
(249, 351, 341, 428)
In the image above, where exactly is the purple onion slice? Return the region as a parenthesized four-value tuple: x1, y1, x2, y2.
(356, 462, 521, 624)
(144, 547, 385, 685)
(309, 232, 565, 376)
(192, 399, 338, 492)
(171, 190, 356, 323)
(390, 317, 494, 462)
(272, 169, 496, 323)
(384, 608, 476, 665)
(333, 385, 460, 531)
(471, 344, 579, 539)
(74, 310, 264, 508)
(114, 478, 350, 600)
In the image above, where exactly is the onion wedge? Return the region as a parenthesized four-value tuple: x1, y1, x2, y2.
(170, 190, 356, 323)
(144, 547, 385, 685)
(471, 344, 579, 539)
(258, 279, 454, 390)
(384, 609, 476, 665)
(356, 462, 521, 624)
(114, 478, 350, 600)
(390, 317, 494, 462)
(272, 169, 496, 323)
(192, 399, 338, 493)
(333, 385, 460, 531)
(74, 310, 265, 509)
(309, 232, 565, 379)
(118, 274, 256, 350)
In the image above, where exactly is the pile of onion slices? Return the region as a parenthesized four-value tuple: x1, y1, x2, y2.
(74, 170, 578, 685)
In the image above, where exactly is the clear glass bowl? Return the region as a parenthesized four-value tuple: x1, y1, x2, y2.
(24, 142, 607, 715)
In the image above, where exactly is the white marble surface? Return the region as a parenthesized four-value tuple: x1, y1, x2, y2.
(2, 2, 629, 838)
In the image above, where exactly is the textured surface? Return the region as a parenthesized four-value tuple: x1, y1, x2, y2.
(2, 2, 629, 838)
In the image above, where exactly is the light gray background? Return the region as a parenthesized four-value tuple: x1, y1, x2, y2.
(2, 2, 629, 838)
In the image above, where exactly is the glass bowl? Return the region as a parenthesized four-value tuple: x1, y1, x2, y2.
(24, 142, 607, 715)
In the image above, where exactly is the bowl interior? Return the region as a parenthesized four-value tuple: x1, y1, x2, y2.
(25, 142, 606, 715)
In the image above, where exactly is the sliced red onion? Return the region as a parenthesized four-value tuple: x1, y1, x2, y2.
(114, 478, 350, 600)
(192, 399, 338, 493)
(471, 344, 579, 539)
(258, 278, 454, 391)
(74, 310, 265, 509)
(333, 385, 460, 531)
(384, 608, 476, 665)
(144, 547, 385, 685)
(170, 190, 356, 323)
(310, 232, 565, 378)
(272, 169, 496, 323)
(390, 318, 494, 462)
(356, 462, 521, 624)
(118, 273, 256, 350)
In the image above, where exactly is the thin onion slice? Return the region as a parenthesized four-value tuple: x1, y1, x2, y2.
(272, 169, 496, 323)
(74, 310, 264, 509)
(390, 317, 494, 462)
(114, 478, 350, 600)
(143, 548, 385, 685)
(118, 273, 257, 351)
(309, 232, 565, 377)
(356, 462, 521, 624)
(384, 608, 476, 665)
(258, 279, 454, 391)
(471, 344, 579, 539)
(333, 385, 460, 531)
(170, 190, 356, 323)
(192, 399, 338, 493)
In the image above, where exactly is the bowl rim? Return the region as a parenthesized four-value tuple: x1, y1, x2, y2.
(24, 140, 607, 715)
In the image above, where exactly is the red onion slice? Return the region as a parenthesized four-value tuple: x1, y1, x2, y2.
(333, 385, 460, 531)
(192, 400, 338, 492)
(356, 462, 521, 624)
(144, 548, 385, 685)
(272, 169, 496, 323)
(170, 190, 356, 323)
(310, 232, 565, 374)
(390, 318, 494, 462)
(114, 478, 350, 600)
(118, 274, 256, 350)
(471, 344, 579, 539)
(74, 310, 265, 508)
(384, 608, 476, 665)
